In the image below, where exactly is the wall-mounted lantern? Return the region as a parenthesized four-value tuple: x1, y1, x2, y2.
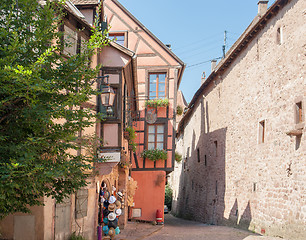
(97, 75, 116, 116)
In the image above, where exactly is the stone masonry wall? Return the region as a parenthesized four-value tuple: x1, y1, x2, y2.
(172, 0, 305, 239)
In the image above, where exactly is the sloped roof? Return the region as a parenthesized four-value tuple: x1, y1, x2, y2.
(66, 0, 85, 19)
(70, 0, 99, 5)
(109, 41, 135, 57)
(109, 0, 185, 86)
(64, 1, 91, 29)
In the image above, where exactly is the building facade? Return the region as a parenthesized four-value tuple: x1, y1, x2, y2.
(73, 0, 185, 225)
(101, 0, 185, 222)
(0, 1, 138, 239)
(171, 0, 305, 239)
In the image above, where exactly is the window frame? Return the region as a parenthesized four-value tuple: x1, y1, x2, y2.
(295, 101, 303, 124)
(214, 140, 218, 157)
(258, 120, 265, 144)
(276, 26, 283, 45)
(108, 31, 127, 47)
(148, 72, 167, 99)
(63, 25, 78, 56)
(146, 124, 165, 150)
(197, 148, 200, 163)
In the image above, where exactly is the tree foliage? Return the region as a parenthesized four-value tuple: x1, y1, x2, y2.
(0, 0, 108, 218)
(164, 184, 172, 210)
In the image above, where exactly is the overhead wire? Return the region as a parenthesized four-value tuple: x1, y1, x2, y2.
(178, 45, 221, 63)
(171, 32, 223, 51)
(174, 37, 223, 56)
(185, 56, 222, 69)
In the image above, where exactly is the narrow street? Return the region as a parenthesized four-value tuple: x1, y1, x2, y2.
(144, 214, 260, 240)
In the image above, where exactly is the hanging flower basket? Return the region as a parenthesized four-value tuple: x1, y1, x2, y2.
(145, 98, 169, 108)
(141, 149, 167, 161)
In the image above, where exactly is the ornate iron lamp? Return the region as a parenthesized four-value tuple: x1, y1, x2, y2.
(98, 75, 116, 116)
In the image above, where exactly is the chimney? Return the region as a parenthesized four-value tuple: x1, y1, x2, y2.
(258, 1, 269, 16)
(201, 72, 206, 85)
(211, 59, 217, 72)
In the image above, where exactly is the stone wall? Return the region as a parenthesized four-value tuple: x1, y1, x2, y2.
(172, 0, 305, 239)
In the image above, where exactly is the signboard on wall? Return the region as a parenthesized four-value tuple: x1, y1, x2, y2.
(98, 152, 121, 163)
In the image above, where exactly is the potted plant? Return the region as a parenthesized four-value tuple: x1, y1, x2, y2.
(175, 151, 182, 163)
(141, 149, 167, 161)
(145, 98, 169, 108)
(176, 105, 183, 116)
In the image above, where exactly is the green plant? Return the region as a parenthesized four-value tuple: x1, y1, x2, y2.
(145, 98, 169, 108)
(141, 149, 167, 161)
(164, 184, 173, 210)
(0, 0, 109, 218)
(69, 232, 87, 240)
(125, 126, 136, 140)
(176, 105, 183, 116)
(125, 126, 137, 152)
(175, 152, 182, 163)
(129, 141, 137, 152)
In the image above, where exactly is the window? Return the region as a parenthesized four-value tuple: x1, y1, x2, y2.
(64, 25, 77, 56)
(214, 141, 218, 157)
(276, 27, 283, 45)
(109, 33, 125, 46)
(204, 155, 207, 166)
(147, 124, 164, 150)
(149, 73, 166, 99)
(259, 120, 265, 144)
(215, 180, 218, 195)
(197, 148, 200, 163)
(295, 101, 303, 124)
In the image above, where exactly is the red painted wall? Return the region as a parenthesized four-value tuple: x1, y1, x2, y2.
(131, 171, 165, 222)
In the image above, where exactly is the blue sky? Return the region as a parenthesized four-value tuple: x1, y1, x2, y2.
(118, 0, 273, 103)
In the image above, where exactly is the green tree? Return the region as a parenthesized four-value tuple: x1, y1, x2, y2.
(165, 184, 173, 210)
(0, 0, 108, 218)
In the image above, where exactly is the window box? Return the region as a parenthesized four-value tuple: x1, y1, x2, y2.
(145, 98, 169, 108)
(141, 149, 167, 161)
